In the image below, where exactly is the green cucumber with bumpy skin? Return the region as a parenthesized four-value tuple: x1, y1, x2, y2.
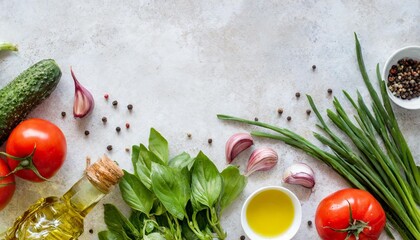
(0, 59, 61, 144)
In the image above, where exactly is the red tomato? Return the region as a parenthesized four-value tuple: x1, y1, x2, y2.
(315, 188, 386, 240)
(0, 159, 16, 211)
(6, 118, 67, 182)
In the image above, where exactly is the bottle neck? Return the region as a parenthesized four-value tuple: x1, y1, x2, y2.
(62, 175, 107, 217)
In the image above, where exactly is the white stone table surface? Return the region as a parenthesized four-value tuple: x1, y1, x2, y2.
(0, 1, 419, 239)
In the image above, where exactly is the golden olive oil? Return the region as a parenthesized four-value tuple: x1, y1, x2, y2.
(246, 189, 294, 237)
(3, 156, 123, 240)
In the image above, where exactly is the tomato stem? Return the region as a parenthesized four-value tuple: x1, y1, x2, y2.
(323, 200, 370, 240)
(0, 145, 50, 181)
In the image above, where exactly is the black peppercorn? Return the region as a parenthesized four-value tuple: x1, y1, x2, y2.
(112, 100, 118, 106)
(61, 111, 66, 117)
(327, 88, 333, 94)
(84, 130, 90, 136)
(208, 138, 213, 144)
(295, 92, 301, 98)
(307, 220, 313, 226)
(287, 116, 292, 121)
(127, 104, 133, 110)
(240, 236, 245, 240)
(306, 109, 311, 115)
(107, 145, 113, 151)
(254, 117, 259, 121)
(187, 133, 192, 138)
(277, 108, 284, 114)
(116, 127, 121, 133)
(89, 229, 94, 234)
(102, 117, 107, 123)
(312, 65, 316, 71)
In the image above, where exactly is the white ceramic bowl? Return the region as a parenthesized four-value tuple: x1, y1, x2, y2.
(382, 46, 420, 110)
(241, 186, 302, 240)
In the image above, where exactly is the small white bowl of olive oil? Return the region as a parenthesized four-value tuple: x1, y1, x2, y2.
(241, 186, 302, 240)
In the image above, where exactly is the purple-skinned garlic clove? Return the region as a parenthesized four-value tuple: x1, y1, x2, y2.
(246, 147, 278, 176)
(283, 163, 315, 189)
(225, 133, 254, 163)
(71, 67, 94, 118)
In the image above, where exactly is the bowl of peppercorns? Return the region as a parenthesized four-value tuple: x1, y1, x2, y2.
(383, 46, 420, 109)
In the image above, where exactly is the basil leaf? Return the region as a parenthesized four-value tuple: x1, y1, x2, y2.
(98, 230, 123, 240)
(129, 210, 145, 233)
(168, 152, 195, 170)
(151, 163, 190, 220)
(103, 204, 140, 239)
(131, 145, 140, 175)
(135, 144, 164, 189)
(220, 165, 247, 212)
(119, 170, 154, 215)
(149, 128, 169, 164)
(191, 151, 223, 208)
(144, 232, 166, 240)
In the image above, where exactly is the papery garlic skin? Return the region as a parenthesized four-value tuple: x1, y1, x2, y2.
(283, 163, 315, 188)
(246, 147, 278, 176)
(225, 133, 254, 163)
(71, 67, 94, 118)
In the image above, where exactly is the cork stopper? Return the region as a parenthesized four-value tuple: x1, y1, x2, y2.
(85, 155, 124, 193)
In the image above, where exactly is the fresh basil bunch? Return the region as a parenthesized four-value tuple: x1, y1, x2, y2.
(99, 128, 247, 240)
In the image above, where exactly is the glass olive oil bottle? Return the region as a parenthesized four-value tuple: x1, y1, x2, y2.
(3, 155, 123, 240)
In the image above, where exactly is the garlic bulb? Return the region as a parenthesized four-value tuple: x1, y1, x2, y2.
(246, 147, 278, 176)
(225, 133, 254, 163)
(71, 67, 94, 118)
(283, 163, 315, 188)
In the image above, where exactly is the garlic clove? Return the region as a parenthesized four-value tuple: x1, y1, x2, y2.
(246, 147, 278, 176)
(71, 67, 94, 118)
(225, 133, 254, 163)
(283, 163, 315, 188)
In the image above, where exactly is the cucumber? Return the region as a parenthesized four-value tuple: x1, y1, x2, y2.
(0, 59, 61, 144)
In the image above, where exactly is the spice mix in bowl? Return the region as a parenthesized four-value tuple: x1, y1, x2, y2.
(383, 46, 420, 109)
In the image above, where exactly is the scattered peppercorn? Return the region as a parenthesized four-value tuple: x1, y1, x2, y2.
(102, 117, 107, 123)
(312, 65, 316, 71)
(116, 127, 121, 133)
(84, 130, 90, 136)
(89, 229, 94, 234)
(287, 116, 292, 121)
(295, 92, 301, 98)
(240, 236, 245, 240)
(187, 133, 192, 138)
(254, 117, 259, 121)
(107, 145, 113, 151)
(208, 138, 213, 144)
(307, 220, 313, 226)
(277, 108, 284, 115)
(125, 123, 130, 129)
(112, 100, 118, 106)
(125, 147, 130, 152)
(306, 109, 311, 115)
(387, 58, 420, 100)
(61, 111, 66, 117)
(327, 88, 333, 94)
(104, 94, 109, 100)
(127, 104, 133, 110)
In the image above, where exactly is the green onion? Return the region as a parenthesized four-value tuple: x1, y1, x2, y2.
(217, 34, 420, 239)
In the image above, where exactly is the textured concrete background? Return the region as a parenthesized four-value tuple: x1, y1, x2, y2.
(0, 0, 419, 239)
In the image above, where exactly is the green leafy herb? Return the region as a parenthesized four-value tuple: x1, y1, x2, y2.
(119, 170, 154, 215)
(220, 166, 247, 212)
(100, 128, 247, 240)
(151, 163, 190, 220)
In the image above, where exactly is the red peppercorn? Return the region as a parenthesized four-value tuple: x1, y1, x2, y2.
(104, 93, 109, 100)
(125, 123, 130, 129)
